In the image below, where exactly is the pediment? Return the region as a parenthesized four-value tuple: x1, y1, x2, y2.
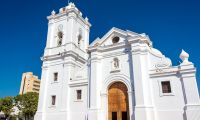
(90, 27, 140, 47)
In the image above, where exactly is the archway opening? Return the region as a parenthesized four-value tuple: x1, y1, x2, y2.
(108, 82, 130, 120)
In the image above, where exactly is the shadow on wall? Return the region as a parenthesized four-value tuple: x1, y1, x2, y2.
(124, 38, 136, 120)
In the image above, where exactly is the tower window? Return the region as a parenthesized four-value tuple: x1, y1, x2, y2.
(161, 81, 171, 93)
(78, 28, 83, 46)
(112, 36, 120, 44)
(57, 31, 63, 46)
(77, 90, 82, 100)
(78, 34, 82, 45)
(51, 95, 56, 106)
(54, 72, 58, 81)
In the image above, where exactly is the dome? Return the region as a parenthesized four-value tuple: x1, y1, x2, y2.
(151, 48, 162, 55)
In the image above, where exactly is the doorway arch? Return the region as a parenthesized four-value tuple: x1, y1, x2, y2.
(108, 82, 130, 120)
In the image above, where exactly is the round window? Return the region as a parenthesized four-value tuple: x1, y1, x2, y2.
(112, 37, 120, 44)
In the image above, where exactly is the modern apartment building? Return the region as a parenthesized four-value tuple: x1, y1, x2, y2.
(19, 72, 40, 94)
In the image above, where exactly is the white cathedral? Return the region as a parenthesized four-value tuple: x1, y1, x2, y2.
(35, 2, 200, 120)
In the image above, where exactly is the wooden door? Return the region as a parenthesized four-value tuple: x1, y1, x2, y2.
(108, 82, 129, 120)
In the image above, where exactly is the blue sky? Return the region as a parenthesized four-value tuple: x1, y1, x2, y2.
(0, 0, 199, 98)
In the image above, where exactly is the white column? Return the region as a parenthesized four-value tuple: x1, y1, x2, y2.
(179, 63, 200, 120)
(180, 64, 199, 104)
(128, 91, 134, 120)
(101, 93, 108, 120)
(44, 20, 55, 56)
(59, 63, 73, 120)
(131, 43, 155, 120)
(88, 51, 102, 120)
(34, 66, 49, 120)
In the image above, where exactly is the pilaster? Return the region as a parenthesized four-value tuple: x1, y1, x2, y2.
(100, 93, 108, 120)
(34, 66, 49, 120)
(179, 63, 199, 104)
(128, 91, 134, 120)
(88, 51, 102, 120)
(131, 43, 155, 120)
(179, 63, 200, 120)
(59, 63, 73, 119)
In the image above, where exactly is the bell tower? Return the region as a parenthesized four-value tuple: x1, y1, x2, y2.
(35, 3, 91, 120)
(44, 2, 91, 59)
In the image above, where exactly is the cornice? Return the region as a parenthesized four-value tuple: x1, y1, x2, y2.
(42, 60, 83, 68)
(42, 50, 86, 63)
(68, 80, 88, 87)
(45, 42, 87, 54)
(47, 8, 91, 27)
(88, 37, 151, 53)
(89, 27, 152, 48)
(150, 64, 196, 78)
(149, 68, 179, 78)
(178, 67, 196, 77)
(88, 41, 128, 52)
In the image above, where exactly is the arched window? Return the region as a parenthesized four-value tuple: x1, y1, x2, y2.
(57, 31, 63, 46)
(78, 28, 83, 46)
(78, 34, 82, 45)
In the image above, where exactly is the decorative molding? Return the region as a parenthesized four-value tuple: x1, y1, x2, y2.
(43, 50, 86, 63)
(155, 57, 172, 72)
(68, 81, 88, 87)
(47, 7, 91, 27)
(110, 57, 120, 72)
(101, 73, 132, 94)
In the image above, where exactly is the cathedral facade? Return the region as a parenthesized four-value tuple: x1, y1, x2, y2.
(35, 3, 200, 120)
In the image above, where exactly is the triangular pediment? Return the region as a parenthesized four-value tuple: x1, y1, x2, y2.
(90, 27, 141, 47)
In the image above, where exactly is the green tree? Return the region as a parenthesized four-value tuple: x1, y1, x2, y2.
(14, 94, 24, 110)
(0, 96, 14, 119)
(14, 92, 39, 120)
(14, 95, 23, 120)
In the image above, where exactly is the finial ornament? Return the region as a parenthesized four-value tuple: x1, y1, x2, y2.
(66, 2, 75, 9)
(69, 2, 75, 7)
(51, 10, 56, 15)
(85, 17, 89, 22)
(59, 8, 64, 13)
(180, 49, 190, 64)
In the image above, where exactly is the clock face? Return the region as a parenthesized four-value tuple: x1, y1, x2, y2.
(58, 24, 63, 31)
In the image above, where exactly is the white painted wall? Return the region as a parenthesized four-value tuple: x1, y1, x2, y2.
(35, 3, 200, 120)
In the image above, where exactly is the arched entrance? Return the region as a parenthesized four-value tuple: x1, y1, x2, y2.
(108, 82, 130, 120)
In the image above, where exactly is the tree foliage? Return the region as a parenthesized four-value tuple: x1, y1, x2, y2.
(0, 96, 14, 119)
(0, 92, 39, 120)
(14, 92, 39, 120)
(14, 94, 23, 111)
